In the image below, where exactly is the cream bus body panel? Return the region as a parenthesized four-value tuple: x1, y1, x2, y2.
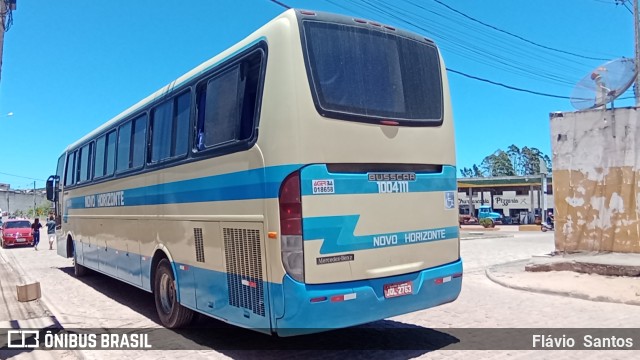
(64, 146, 267, 289)
(301, 192, 458, 283)
(255, 15, 458, 285)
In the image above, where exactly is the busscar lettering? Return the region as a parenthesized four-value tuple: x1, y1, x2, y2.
(367, 173, 416, 182)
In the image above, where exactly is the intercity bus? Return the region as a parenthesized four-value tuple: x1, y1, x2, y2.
(46, 8, 462, 336)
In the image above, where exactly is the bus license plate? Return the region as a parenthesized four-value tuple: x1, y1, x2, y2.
(383, 281, 413, 298)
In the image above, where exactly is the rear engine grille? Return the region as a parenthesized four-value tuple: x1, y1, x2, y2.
(223, 228, 265, 316)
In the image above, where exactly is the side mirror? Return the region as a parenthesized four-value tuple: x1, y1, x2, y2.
(46, 175, 59, 202)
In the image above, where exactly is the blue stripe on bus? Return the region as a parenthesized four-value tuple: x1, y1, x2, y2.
(67, 164, 457, 210)
(303, 215, 459, 254)
(301, 165, 457, 196)
(74, 238, 273, 331)
(67, 164, 301, 209)
(73, 238, 461, 335)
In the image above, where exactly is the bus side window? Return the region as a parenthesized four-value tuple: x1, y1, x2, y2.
(196, 90, 206, 151)
(197, 65, 241, 149)
(64, 151, 76, 187)
(195, 49, 263, 152)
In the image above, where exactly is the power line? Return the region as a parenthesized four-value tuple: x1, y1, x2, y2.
(359, 0, 589, 86)
(326, 0, 627, 100)
(0, 171, 46, 182)
(446, 68, 572, 99)
(269, 0, 290, 9)
(430, 0, 610, 61)
(617, 0, 634, 14)
(269, 0, 615, 100)
(344, 0, 589, 91)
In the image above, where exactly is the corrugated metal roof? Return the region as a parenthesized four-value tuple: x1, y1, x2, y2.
(457, 175, 552, 188)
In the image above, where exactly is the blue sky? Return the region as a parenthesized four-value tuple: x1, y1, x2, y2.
(0, 0, 634, 189)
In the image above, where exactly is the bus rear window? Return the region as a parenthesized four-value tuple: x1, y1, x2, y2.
(302, 21, 443, 126)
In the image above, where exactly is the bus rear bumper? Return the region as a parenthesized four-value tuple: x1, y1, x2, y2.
(274, 258, 462, 336)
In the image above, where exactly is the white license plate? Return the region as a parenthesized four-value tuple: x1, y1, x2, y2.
(16, 238, 26, 243)
(383, 281, 413, 298)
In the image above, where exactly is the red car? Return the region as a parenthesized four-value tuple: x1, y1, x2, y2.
(1, 219, 34, 248)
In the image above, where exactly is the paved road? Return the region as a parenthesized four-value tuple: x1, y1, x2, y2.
(2, 232, 640, 359)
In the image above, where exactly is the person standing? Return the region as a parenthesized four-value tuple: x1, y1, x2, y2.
(46, 215, 56, 250)
(31, 218, 43, 250)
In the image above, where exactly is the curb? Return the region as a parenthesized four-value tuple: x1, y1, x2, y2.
(485, 260, 640, 307)
(460, 234, 514, 241)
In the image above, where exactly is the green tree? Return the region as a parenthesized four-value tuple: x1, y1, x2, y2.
(461, 145, 552, 177)
(480, 150, 516, 177)
(459, 164, 484, 177)
(520, 147, 552, 175)
(472, 164, 484, 177)
(26, 203, 51, 219)
(507, 144, 522, 175)
(460, 167, 473, 177)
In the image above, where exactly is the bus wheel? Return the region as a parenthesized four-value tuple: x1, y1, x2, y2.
(154, 259, 194, 328)
(73, 250, 87, 277)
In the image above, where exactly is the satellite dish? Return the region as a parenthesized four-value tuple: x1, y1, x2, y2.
(570, 57, 637, 110)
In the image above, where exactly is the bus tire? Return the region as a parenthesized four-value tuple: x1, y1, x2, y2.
(154, 259, 194, 328)
(72, 239, 87, 277)
(74, 252, 87, 277)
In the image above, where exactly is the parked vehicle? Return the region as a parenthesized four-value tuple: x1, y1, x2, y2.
(541, 222, 554, 232)
(541, 212, 555, 232)
(458, 204, 478, 225)
(1, 219, 34, 248)
(477, 205, 503, 227)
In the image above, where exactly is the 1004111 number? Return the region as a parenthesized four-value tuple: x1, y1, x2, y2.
(376, 181, 409, 193)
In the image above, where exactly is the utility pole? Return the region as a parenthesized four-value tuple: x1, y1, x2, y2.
(635, 0, 640, 105)
(33, 181, 36, 218)
(0, 0, 16, 83)
(0, 0, 6, 83)
(540, 161, 548, 222)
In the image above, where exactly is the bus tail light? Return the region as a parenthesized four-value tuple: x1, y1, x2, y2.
(279, 171, 304, 282)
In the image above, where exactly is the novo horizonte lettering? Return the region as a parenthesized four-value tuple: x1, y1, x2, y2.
(84, 191, 125, 208)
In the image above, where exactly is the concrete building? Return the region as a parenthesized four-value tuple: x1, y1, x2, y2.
(551, 107, 640, 253)
(458, 175, 553, 224)
(0, 186, 48, 217)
